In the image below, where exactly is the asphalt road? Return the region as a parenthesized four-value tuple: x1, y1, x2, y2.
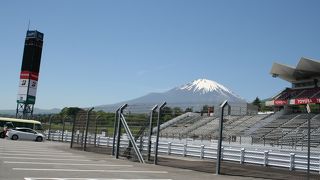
(0, 138, 261, 180)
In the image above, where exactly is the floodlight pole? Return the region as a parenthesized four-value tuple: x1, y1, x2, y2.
(216, 100, 229, 175)
(83, 107, 94, 151)
(115, 104, 127, 159)
(147, 104, 158, 161)
(112, 106, 121, 156)
(154, 102, 166, 165)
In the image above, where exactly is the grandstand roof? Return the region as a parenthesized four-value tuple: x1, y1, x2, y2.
(270, 57, 320, 83)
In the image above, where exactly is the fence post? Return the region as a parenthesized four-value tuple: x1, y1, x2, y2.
(216, 100, 229, 175)
(264, 151, 269, 167)
(240, 148, 245, 164)
(154, 102, 166, 165)
(97, 136, 100, 147)
(147, 105, 158, 161)
(112, 107, 120, 156)
(116, 104, 127, 159)
(289, 153, 295, 171)
(200, 145, 205, 159)
(168, 142, 172, 155)
(183, 143, 187, 157)
(84, 107, 94, 151)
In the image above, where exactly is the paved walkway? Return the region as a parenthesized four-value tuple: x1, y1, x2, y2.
(0, 139, 261, 180)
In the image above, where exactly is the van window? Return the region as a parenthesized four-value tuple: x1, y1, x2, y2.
(35, 124, 43, 130)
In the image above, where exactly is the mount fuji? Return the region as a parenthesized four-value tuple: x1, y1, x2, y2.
(96, 79, 246, 111)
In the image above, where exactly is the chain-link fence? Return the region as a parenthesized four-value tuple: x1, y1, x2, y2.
(153, 103, 320, 180)
(43, 114, 73, 141)
(46, 102, 320, 179)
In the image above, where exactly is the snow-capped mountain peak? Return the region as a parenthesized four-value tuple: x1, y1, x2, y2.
(179, 79, 232, 94)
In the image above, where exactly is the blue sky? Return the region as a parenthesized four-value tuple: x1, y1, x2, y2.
(1, 0, 320, 109)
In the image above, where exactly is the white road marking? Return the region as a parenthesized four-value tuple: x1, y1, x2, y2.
(5, 161, 133, 167)
(0, 153, 82, 158)
(15, 168, 168, 174)
(2, 157, 92, 161)
(25, 178, 172, 180)
(0, 150, 71, 154)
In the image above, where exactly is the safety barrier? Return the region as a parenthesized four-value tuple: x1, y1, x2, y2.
(47, 132, 320, 173)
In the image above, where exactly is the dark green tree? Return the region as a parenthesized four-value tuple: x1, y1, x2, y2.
(185, 107, 193, 112)
(172, 107, 183, 116)
(252, 97, 261, 111)
(202, 105, 209, 113)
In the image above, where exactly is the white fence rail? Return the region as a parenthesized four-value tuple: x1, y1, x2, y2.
(48, 132, 320, 173)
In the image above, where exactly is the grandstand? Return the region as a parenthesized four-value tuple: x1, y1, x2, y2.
(157, 57, 320, 149)
(266, 57, 320, 111)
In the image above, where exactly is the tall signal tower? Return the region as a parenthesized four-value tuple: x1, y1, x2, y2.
(16, 30, 44, 119)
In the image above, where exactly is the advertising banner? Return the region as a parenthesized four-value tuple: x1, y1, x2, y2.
(274, 100, 288, 106)
(293, 98, 320, 105)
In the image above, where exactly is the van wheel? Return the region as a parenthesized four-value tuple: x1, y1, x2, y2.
(0, 132, 4, 138)
(36, 136, 43, 142)
(11, 135, 18, 140)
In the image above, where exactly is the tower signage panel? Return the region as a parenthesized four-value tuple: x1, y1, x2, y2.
(17, 30, 43, 106)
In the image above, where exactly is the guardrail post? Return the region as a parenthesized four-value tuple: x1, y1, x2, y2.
(88, 135, 91, 145)
(153, 141, 157, 154)
(65, 133, 68, 142)
(240, 148, 245, 164)
(183, 143, 187, 157)
(70, 114, 76, 148)
(318, 156, 320, 174)
(168, 142, 172, 155)
(106, 137, 110, 147)
(59, 132, 61, 141)
(200, 145, 205, 159)
(289, 153, 295, 171)
(221, 147, 224, 160)
(264, 151, 269, 167)
(47, 115, 53, 141)
(61, 118, 65, 142)
(97, 136, 100, 147)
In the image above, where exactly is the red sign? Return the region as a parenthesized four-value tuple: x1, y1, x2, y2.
(20, 71, 39, 81)
(294, 98, 320, 105)
(274, 100, 288, 106)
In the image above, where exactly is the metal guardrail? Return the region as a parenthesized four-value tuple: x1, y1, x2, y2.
(48, 132, 320, 173)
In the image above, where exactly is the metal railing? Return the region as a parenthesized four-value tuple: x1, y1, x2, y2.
(47, 132, 320, 173)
